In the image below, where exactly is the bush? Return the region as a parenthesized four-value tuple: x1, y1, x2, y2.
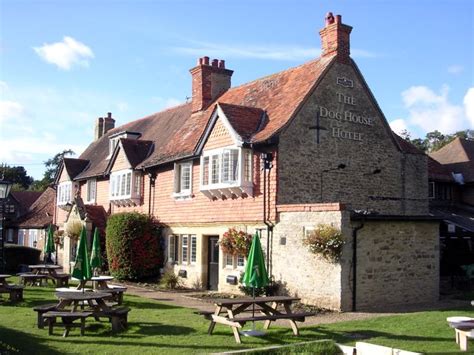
(303, 224, 344, 262)
(159, 268, 181, 289)
(106, 212, 162, 280)
(5, 244, 41, 272)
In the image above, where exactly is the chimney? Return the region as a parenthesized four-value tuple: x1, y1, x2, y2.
(319, 13, 353, 63)
(94, 116, 104, 140)
(190, 57, 233, 113)
(102, 112, 115, 136)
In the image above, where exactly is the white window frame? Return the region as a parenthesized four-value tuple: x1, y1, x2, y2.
(107, 138, 119, 159)
(236, 254, 245, 268)
(18, 229, 25, 246)
(86, 179, 97, 204)
(109, 169, 141, 203)
(168, 235, 178, 263)
(57, 181, 74, 206)
(28, 230, 38, 248)
(173, 161, 193, 198)
(225, 253, 234, 269)
(190, 235, 197, 264)
(181, 235, 189, 263)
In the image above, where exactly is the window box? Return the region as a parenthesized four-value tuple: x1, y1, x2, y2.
(109, 169, 141, 206)
(200, 147, 253, 198)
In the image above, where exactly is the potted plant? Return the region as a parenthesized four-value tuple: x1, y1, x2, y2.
(303, 224, 344, 262)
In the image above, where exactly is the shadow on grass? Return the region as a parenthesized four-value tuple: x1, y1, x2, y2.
(123, 297, 182, 311)
(0, 325, 62, 355)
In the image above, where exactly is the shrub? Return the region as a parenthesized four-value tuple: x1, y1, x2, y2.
(238, 273, 278, 297)
(5, 244, 41, 272)
(219, 228, 253, 255)
(106, 212, 162, 280)
(303, 224, 344, 262)
(159, 268, 181, 289)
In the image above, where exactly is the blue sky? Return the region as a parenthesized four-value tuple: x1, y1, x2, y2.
(1, 0, 473, 180)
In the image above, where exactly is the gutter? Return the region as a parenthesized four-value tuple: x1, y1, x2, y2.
(352, 222, 364, 312)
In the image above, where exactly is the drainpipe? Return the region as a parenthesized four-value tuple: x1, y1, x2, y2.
(352, 222, 364, 312)
(148, 172, 157, 216)
(261, 152, 274, 275)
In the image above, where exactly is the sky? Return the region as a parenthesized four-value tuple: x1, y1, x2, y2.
(0, 0, 473, 180)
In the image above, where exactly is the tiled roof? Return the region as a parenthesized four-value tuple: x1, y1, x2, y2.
(430, 138, 474, 182)
(63, 158, 90, 179)
(10, 191, 42, 210)
(84, 205, 108, 234)
(217, 57, 333, 142)
(218, 103, 264, 141)
(428, 156, 454, 182)
(17, 187, 55, 228)
(392, 134, 425, 155)
(120, 138, 154, 168)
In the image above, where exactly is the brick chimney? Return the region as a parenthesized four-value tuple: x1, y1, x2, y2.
(103, 112, 115, 136)
(94, 116, 104, 140)
(319, 13, 352, 64)
(190, 57, 233, 113)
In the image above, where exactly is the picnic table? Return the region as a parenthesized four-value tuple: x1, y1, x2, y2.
(28, 264, 69, 286)
(204, 296, 315, 343)
(0, 274, 24, 301)
(73, 276, 127, 305)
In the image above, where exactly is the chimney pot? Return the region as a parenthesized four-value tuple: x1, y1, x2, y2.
(211, 59, 218, 67)
(319, 13, 352, 63)
(335, 15, 342, 24)
(325, 12, 335, 26)
(198, 57, 203, 65)
(203, 56, 210, 65)
(107, 112, 112, 118)
(218, 60, 225, 68)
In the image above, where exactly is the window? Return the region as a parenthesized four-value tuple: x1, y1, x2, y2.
(225, 254, 234, 268)
(6, 229, 14, 242)
(237, 255, 245, 268)
(18, 229, 25, 246)
(108, 138, 119, 158)
(174, 162, 193, 197)
(182, 235, 189, 263)
(428, 182, 435, 199)
(109, 170, 141, 205)
(29, 230, 38, 248)
(57, 182, 73, 206)
(86, 179, 97, 203)
(168, 235, 178, 263)
(200, 147, 253, 198)
(190, 235, 197, 264)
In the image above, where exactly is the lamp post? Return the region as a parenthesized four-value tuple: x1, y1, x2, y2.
(0, 178, 13, 273)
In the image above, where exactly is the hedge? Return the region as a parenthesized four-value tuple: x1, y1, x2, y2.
(4, 244, 41, 272)
(105, 212, 162, 280)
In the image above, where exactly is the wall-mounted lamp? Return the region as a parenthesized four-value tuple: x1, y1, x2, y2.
(260, 152, 273, 170)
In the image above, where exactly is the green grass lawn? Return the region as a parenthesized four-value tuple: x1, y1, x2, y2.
(1, 280, 473, 354)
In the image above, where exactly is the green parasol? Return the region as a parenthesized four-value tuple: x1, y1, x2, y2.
(72, 226, 92, 284)
(242, 233, 269, 288)
(90, 227, 102, 272)
(44, 224, 55, 263)
(241, 232, 269, 337)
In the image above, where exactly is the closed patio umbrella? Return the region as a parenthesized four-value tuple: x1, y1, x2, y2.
(90, 227, 102, 275)
(241, 232, 269, 336)
(44, 224, 55, 263)
(72, 226, 92, 290)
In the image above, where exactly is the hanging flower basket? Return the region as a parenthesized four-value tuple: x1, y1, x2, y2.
(65, 220, 83, 241)
(303, 224, 344, 262)
(219, 228, 253, 256)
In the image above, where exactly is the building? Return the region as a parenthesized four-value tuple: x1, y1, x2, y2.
(54, 13, 439, 311)
(428, 138, 474, 281)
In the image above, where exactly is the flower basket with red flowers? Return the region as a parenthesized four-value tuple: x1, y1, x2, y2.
(219, 228, 252, 256)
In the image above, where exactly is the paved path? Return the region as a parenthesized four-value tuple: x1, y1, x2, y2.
(123, 284, 469, 326)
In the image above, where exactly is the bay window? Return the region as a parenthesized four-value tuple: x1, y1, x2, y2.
(109, 169, 141, 205)
(200, 147, 253, 198)
(57, 181, 76, 207)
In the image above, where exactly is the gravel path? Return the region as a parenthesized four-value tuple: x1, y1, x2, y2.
(123, 284, 469, 326)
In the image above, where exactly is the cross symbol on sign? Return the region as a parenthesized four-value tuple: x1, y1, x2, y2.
(309, 111, 327, 144)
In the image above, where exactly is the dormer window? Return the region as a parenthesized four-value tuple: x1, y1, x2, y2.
(107, 131, 141, 158)
(109, 138, 119, 157)
(57, 181, 78, 209)
(109, 169, 141, 206)
(200, 147, 253, 198)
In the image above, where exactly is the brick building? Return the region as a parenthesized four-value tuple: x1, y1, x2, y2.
(54, 13, 439, 311)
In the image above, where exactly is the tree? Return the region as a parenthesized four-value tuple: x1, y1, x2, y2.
(30, 149, 75, 191)
(0, 165, 34, 190)
(400, 129, 473, 153)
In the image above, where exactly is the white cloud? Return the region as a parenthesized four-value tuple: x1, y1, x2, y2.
(399, 85, 473, 135)
(448, 65, 464, 75)
(0, 100, 24, 123)
(389, 119, 408, 136)
(117, 102, 129, 112)
(464, 88, 474, 127)
(34, 36, 94, 70)
(173, 40, 375, 61)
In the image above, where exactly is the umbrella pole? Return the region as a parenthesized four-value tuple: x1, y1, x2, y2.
(252, 287, 256, 330)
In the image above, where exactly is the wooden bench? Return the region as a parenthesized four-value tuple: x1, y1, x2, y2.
(43, 311, 92, 337)
(33, 303, 58, 328)
(228, 311, 316, 324)
(195, 310, 214, 320)
(0, 285, 24, 301)
(51, 273, 70, 287)
(103, 286, 127, 305)
(19, 273, 48, 286)
(103, 307, 131, 333)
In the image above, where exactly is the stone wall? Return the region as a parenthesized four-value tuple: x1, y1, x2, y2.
(353, 220, 439, 310)
(278, 61, 428, 216)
